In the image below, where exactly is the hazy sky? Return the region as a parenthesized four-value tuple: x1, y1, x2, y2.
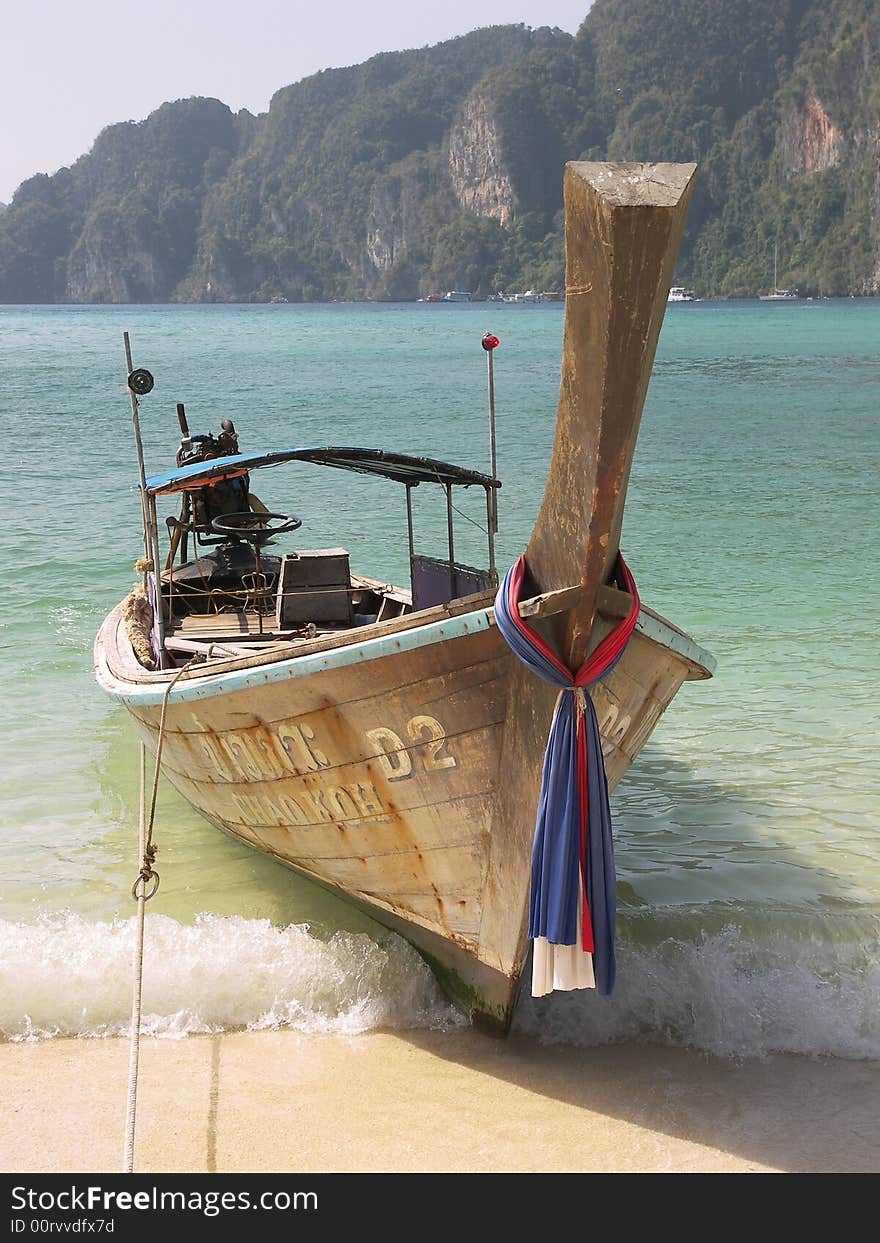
(1, 1, 591, 202)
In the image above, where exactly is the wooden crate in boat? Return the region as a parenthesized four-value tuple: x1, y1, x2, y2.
(276, 549, 352, 627)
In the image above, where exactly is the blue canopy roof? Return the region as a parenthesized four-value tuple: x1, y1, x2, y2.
(144, 446, 501, 496)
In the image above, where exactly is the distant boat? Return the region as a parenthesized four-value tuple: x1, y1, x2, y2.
(760, 245, 798, 301)
(502, 290, 543, 304)
(269, 294, 289, 304)
(667, 286, 696, 302)
(442, 290, 471, 302)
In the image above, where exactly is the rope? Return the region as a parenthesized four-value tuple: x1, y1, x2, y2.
(122, 656, 196, 1174)
(122, 743, 147, 1174)
(162, 582, 379, 602)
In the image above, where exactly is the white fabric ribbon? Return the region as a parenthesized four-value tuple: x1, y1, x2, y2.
(531, 865, 596, 997)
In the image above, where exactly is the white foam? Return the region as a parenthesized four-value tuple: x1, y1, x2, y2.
(4, 912, 878, 1059)
(513, 924, 880, 1059)
(0, 912, 460, 1041)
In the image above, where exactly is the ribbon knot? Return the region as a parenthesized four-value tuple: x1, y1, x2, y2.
(570, 686, 588, 716)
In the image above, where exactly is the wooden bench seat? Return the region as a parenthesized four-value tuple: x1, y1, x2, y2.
(172, 611, 333, 641)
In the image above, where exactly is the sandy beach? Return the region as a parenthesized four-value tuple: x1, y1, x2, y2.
(2, 1030, 877, 1174)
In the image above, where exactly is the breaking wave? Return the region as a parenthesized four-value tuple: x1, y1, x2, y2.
(0, 911, 460, 1041)
(514, 912, 880, 1059)
(3, 908, 878, 1059)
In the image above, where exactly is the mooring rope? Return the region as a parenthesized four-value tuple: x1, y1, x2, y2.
(123, 656, 196, 1174)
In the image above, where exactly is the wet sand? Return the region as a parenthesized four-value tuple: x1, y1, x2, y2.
(1, 1029, 877, 1174)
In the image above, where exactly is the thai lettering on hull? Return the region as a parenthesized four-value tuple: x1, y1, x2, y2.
(230, 779, 391, 830)
(194, 720, 331, 782)
(184, 711, 459, 830)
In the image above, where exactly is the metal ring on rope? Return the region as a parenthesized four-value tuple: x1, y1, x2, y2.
(131, 871, 160, 902)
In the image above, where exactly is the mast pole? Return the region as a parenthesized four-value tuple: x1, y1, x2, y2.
(481, 162, 698, 991)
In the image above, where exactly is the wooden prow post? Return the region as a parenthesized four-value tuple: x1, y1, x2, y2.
(525, 162, 697, 668)
(475, 163, 697, 1028)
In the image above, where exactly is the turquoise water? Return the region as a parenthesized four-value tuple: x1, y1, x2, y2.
(1, 300, 877, 1056)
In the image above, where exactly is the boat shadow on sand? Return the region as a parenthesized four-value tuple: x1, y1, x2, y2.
(190, 978, 880, 1175)
(388, 1027, 880, 1172)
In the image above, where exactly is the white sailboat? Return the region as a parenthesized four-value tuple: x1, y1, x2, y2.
(760, 245, 798, 300)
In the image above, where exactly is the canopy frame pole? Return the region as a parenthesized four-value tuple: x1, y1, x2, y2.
(407, 484, 417, 576)
(147, 493, 168, 666)
(445, 484, 456, 600)
(486, 485, 496, 584)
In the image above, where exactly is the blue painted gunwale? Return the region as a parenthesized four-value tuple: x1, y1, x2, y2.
(98, 603, 715, 707)
(100, 608, 494, 705)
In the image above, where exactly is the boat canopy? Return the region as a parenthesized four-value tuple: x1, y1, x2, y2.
(144, 446, 501, 497)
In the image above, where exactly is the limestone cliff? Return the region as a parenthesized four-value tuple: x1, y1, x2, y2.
(448, 95, 514, 227)
(780, 96, 842, 175)
(870, 122, 880, 293)
(65, 210, 167, 302)
(363, 165, 432, 279)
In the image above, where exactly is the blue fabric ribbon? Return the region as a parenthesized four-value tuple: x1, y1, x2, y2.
(493, 555, 639, 996)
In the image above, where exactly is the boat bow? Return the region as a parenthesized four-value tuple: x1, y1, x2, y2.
(480, 161, 698, 992)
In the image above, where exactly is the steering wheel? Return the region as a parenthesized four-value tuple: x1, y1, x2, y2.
(210, 511, 302, 540)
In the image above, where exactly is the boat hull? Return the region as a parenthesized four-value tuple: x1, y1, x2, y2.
(96, 599, 712, 1030)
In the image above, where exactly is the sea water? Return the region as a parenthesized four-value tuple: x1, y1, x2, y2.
(1, 300, 877, 1057)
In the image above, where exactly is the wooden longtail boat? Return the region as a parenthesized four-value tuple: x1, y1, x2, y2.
(95, 162, 714, 1033)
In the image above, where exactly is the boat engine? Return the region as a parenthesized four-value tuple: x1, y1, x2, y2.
(176, 417, 239, 467)
(172, 411, 252, 532)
